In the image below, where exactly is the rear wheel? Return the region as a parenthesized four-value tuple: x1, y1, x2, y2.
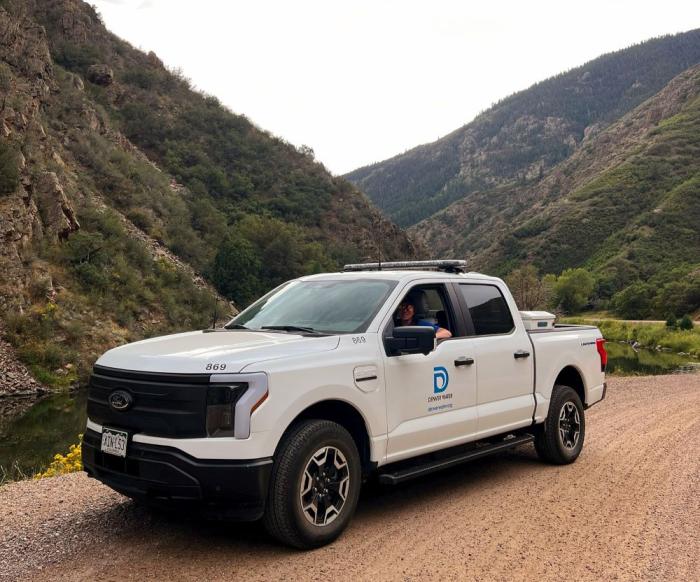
(535, 384, 585, 464)
(263, 420, 361, 549)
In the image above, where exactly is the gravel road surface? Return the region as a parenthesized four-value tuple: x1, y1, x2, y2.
(1, 374, 698, 581)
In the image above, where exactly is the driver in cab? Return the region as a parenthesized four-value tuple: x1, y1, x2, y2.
(396, 293, 452, 339)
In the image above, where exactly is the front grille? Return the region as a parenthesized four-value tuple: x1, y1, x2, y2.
(88, 365, 212, 438)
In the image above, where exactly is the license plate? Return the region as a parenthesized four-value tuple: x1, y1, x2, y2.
(101, 428, 128, 458)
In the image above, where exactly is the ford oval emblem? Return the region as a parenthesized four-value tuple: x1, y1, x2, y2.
(109, 390, 133, 412)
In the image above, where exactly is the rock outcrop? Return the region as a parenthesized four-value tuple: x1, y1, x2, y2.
(34, 172, 79, 239)
(0, 7, 64, 308)
(0, 323, 47, 397)
(0, 0, 416, 399)
(86, 63, 112, 86)
(0, 7, 53, 85)
(0, 4, 236, 395)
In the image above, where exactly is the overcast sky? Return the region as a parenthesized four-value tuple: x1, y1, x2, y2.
(92, 0, 700, 175)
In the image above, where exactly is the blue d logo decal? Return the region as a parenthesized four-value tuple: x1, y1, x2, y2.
(433, 366, 449, 393)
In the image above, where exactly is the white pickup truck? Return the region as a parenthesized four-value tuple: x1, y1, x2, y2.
(82, 260, 607, 549)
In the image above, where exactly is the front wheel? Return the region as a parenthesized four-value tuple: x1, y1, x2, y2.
(535, 384, 585, 464)
(263, 420, 361, 549)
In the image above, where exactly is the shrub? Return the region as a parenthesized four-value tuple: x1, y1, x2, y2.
(28, 274, 53, 302)
(34, 439, 82, 479)
(211, 234, 262, 308)
(506, 265, 549, 310)
(122, 68, 160, 90)
(0, 61, 11, 93)
(550, 268, 595, 313)
(0, 142, 19, 195)
(52, 40, 103, 72)
(611, 282, 653, 319)
(679, 314, 694, 331)
(62, 231, 106, 266)
(653, 274, 700, 317)
(665, 314, 677, 329)
(126, 207, 154, 231)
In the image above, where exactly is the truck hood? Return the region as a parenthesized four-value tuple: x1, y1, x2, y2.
(95, 329, 340, 374)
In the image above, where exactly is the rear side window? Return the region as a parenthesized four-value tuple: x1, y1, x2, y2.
(459, 284, 514, 336)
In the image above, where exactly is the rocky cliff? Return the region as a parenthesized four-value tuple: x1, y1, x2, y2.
(0, 6, 223, 394)
(0, 1, 416, 395)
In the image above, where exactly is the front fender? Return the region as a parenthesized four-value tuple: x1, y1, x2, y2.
(246, 358, 387, 461)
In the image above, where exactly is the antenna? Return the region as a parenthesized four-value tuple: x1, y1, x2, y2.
(211, 299, 218, 329)
(378, 216, 383, 270)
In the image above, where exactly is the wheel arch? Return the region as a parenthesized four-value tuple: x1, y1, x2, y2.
(554, 365, 586, 405)
(277, 400, 373, 474)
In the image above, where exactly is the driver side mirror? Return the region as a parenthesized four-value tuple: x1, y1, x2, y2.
(385, 326, 435, 356)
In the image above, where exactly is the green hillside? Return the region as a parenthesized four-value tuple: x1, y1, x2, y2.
(346, 29, 700, 227)
(414, 66, 700, 318)
(31, 0, 414, 285)
(0, 0, 414, 388)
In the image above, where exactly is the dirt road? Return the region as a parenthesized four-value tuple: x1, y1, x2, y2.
(1, 375, 698, 581)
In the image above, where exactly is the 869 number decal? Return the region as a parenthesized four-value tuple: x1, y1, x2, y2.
(205, 363, 227, 371)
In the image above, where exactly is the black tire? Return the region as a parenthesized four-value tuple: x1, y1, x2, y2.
(534, 384, 585, 465)
(263, 420, 361, 549)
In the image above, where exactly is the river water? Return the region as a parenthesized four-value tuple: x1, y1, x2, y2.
(0, 343, 697, 481)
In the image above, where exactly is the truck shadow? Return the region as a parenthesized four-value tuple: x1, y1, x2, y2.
(358, 444, 542, 513)
(89, 444, 545, 556)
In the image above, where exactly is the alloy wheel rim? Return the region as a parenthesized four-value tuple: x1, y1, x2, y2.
(300, 446, 350, 526)
(558, 401, 581, 450)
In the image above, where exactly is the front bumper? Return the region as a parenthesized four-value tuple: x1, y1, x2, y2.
(82, 429, 272, 521)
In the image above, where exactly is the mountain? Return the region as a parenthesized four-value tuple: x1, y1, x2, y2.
(0, 0, 415, 391)
(345, 29, 700, 228)
(413, 64, 700, 317)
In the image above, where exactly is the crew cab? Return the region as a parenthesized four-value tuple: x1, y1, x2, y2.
(82, 260, 607, 549)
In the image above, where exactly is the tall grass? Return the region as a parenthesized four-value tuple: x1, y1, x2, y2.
(0, 461, 33, 486)
(564, 318, 700, 356)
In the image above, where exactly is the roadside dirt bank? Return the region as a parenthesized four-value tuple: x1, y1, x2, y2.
(1, 374, 698, 581)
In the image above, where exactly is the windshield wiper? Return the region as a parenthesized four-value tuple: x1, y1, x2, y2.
(224, 323, 250, 330)
(260, 325, 326, 335)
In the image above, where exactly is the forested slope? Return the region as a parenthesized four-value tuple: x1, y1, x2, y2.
(346, 29, 700, 227)
(0, 0, 415, 390)
(413, 65, 700, 318)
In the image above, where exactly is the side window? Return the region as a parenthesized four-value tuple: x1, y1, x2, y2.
(390, 285, 454, 338)
(459, 284, 514, 336)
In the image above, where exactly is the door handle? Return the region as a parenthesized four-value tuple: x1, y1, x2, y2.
(514, 350, 531, 359)
(454, 356, 474, 367)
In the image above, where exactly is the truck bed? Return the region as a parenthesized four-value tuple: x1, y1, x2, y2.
(527, 323, 598, 334)
(527, 323, 605, 418)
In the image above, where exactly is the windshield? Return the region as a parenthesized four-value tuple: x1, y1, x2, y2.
(226, 279, 397, 334)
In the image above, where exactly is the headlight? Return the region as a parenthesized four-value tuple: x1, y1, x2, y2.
(206, 384, 247, 437)
(207, 373, 268, 438)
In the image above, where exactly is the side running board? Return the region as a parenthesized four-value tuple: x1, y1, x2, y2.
(378, 434, 534, 485)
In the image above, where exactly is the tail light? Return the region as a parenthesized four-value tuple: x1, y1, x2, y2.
(206, 383, 247, 437)
(596, 338, 608, 372)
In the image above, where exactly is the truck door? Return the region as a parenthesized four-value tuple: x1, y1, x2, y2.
(383, 283, 478, 463)
(455, 283, 535, 437)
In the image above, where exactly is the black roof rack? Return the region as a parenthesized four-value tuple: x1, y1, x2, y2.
(342, 260, 467, 274)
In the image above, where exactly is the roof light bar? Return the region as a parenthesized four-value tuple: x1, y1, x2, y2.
(342, 260, 467, 274)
